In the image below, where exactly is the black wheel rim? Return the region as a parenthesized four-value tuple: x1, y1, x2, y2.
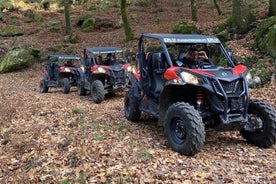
(171, 117, 187, 144)
(247, 114, 264, 133)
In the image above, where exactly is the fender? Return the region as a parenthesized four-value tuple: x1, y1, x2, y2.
(127, 73, 141, 99)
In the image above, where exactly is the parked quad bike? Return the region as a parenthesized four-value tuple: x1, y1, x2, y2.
(124, 33, 276, 156)
(40, 55, 82, 94)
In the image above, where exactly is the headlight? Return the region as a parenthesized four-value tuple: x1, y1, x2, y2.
(64, 68, 71, 72)
(180, 71, 199, 85)
(126, 65, 132, 72)
(245, 72, 253, 84)
(97, 67, 106, 73)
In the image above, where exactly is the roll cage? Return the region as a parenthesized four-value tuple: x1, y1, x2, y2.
(138, 33, 235, 71)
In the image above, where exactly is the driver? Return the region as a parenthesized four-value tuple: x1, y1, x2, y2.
(102, 53, 116, 66)
(181, 48, 209, 69)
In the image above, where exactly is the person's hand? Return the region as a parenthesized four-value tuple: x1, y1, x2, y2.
(198, 51, 208, 59)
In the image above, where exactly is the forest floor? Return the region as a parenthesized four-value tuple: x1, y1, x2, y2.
(0, 0, 276, 183)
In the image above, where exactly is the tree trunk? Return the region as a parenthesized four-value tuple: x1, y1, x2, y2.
(269, 0, 276, 16)
(232, 0, 254, 34)
(120, 0, 133, 41)
(213, 0, 222, 15)
(191, 0, 197, 21)
(64, 0, 71, 35)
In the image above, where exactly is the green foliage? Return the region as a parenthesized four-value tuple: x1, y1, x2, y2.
(69, 34, 79, 44)
(172, 20, 197, 34)
(34, 13, 43, 22)
(129, 14, 137, 20)
(47, 45, 62, 53)
(0, 25, 23, 37)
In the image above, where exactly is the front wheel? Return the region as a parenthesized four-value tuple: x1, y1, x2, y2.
(240, 99, 276, 148)
(124, 88, 141, 122)
(91, 80, 105, 104)
(61, 78, 71, 94)
(40, 80, 48, 93)
(77, 81, 86, 96)
(164, 102, 205, 156)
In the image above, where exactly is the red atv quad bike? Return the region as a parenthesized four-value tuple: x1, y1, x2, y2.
(124, 33, 276, 156)
(77, 47, 132, 103)
(40, 54, 82, 94)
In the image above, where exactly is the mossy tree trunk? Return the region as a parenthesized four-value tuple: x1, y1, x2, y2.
(120, 0, 133, 41)
(64, 0, 71, 35)
(213, 0, 222, 15)
(191, 0, 197, 21)
(269, 0, 276, 16)
(232, 0, 254, 34)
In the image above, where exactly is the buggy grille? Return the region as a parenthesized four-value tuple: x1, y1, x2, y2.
(211, 79, 246, 113)
(212, 79, 244, 96)
(110, 70, 126, 84)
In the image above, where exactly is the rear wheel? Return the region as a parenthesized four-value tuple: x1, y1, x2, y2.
(91, 80, 105, 103)
(240, 99, 276, 148)
(124, 88, 141, 121)
(61, 78, 71, 94)
(77, 81, 86, 96)
(164, 102, 205, 156)
(40, 80, 48, 93)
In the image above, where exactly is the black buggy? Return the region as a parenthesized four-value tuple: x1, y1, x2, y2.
(40, 54, 82, 94)
(77, 47, 131, 103)
(124, 33, 276, 156)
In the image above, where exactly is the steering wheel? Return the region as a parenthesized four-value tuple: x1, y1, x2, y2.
(197, 60, 213, 69)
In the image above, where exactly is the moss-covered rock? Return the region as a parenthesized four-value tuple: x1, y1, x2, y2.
(255, 16, 276, 57)
(266, 25, 276, 58)
(77, 14, 94, 27)
(214, 16, 232, 34)
(0, 48, 35, 73)
(216, 30, 231, 43)
(172, 20, 198, 34)
(0, 0, 13, 10)
(250, 57, 274, 86)
(0, 25, 23, 37)
(81, 17, 96, 32)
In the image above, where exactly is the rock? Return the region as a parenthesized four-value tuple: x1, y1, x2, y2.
(0, 48, 35, 73)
